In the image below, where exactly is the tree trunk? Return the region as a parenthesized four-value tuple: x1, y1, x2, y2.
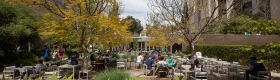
(28, 42, 31, 52)
(170, 45, 173, 54)
(80, 27, 89, 69)
(189, 43, 195, 64)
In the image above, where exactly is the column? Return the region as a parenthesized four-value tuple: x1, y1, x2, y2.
(140, 42, 142, 51)
(144, 42, 147, 51)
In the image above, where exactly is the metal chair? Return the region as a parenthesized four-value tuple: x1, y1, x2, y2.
(117, 59, 127, 70)
(191, 71, 208, 80)
(2, 66, 16, 80)
(153, 66, 170, 78)
(79, 65, 93, 80)
(250, 71, 271, 80)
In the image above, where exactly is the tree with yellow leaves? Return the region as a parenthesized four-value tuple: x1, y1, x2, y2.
(7, 0, 132, 67)
(146, 25, 185, 52)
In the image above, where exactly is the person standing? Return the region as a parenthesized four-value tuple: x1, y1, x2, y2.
(43, 45, 51, 62)
(152, 51, 157, 62)
(58, 46, 64, 60)
(52, 46, 58, 61)
(136, 53, 143, 68)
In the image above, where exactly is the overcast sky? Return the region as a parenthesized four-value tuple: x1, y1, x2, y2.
(119, 0, 150, 28)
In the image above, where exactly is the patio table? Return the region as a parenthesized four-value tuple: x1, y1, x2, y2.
(44, 61, 58, 65)
(232, 66, 250, 79)
(58, 64, 81, 79)
(14, 67, 30, 73)
(181, 65, 193, 79)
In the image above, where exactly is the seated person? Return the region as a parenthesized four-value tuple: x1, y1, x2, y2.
(189, 61, 202, 77)
(96, 53, 103, 59)
(153, 56, 169, 77)
(155, 53, 161, 62)
(156, 56, 167, 67)
(90, 53, 95, 66)
(246, 57, 258, 80)
(20, 60, 47, 79)
(195, 52, 203, 59)
(189, 59, 201, 70)
(70, 53, 80, 65)
(168, 56, 177, 69)
(145, 55, 154, 70)
(186, 56, 192, 64)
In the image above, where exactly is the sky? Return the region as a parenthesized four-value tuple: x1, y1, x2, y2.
(119, 0, 151, 28)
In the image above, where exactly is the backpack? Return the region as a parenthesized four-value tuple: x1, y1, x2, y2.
(257, 63, 267, 71)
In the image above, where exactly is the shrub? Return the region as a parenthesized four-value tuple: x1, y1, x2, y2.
(130, 55, 137, 62)
(112, 54, 120, 59)
(122, 55, 129, 59)
(0, 51, 37, 66)
(15, 59, 34, 67)
(175, 53, 185, 58)
(94, 69, 130, 80)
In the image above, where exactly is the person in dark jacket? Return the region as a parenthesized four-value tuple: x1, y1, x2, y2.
(70, 53, 80, 65)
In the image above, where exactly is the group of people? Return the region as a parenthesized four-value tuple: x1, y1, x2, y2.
(18, 60, 47, 79)
(43, 45, 64, 62)
(135, 51, 178, 76)
(138, 51, 267, 80)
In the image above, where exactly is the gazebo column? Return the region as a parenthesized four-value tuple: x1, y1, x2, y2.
(144, 42, 147, 51)
(140, 42, 142, 51)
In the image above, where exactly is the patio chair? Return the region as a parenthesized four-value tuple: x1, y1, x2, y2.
(79, 65, 93, 80)
(2, 66, 16, 80)
(211, 72, 227, 80)
(44, 65, 62, 80)
(228, 65, 245, 80)
(250, 71, 271, 80)
(28, 67, 48, 79)
(173, 61, 185, 79)
(191, 71, 208, 80)
(153, 66, 170, 78)
(211, 62, 228, 80)
(135, 62, 143, 69)
(117, 59, 127, 70)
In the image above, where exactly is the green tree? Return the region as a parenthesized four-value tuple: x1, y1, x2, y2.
(0, 1, 39, 52)
(7, 0, 132, 68)
(207, 15, 279, 35)
(120, 16, 143, 34)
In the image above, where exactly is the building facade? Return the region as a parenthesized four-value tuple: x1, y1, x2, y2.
(187, 0, 234, 33)
(244, 0, 280, 20)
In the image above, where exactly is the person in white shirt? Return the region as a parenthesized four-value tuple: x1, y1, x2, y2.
(136, 53, 143, 68)
(156, 57, 168, 67)
(153, 57, 169, 77)
(136, 53, 143, 63)
(189, 61, 202, 77)
(195, 52, 203, 59)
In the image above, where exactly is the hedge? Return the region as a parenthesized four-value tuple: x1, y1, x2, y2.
(187, 41, 280, 72)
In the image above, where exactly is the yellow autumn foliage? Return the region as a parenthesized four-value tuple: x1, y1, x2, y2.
(7, 0, 132, 49)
